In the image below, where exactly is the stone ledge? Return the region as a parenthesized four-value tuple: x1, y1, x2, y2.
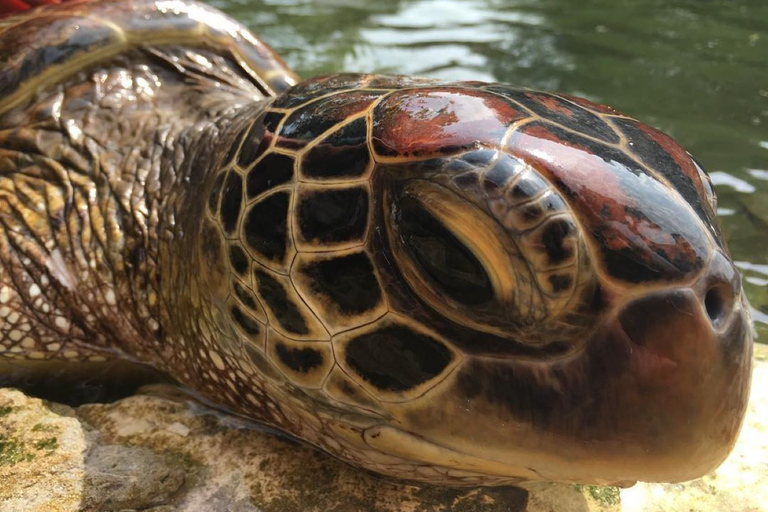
(1, 344, 766, 512)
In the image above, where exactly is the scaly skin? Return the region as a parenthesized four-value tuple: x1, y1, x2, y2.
(0, 0, 753, 487)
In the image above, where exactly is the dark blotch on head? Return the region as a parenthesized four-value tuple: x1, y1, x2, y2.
(231, 306, 261, 336)
(255, 269, 309, 335)
(540, 218, 575, 265)
(613, 118, 714, 232)
(298, 187, 368, 244)
(244, 192, 290, 263)
(458, 149, 497, 168)
(457, 359, 562, 423)
(228, 245, 249, 276)
(345, 325, 453, 392)
(279, 91, 380, 150)
(524, 121, 644, 177)
(271, 74, 370, 110)
(247, 153, 294, 199)
(220, 172, 243, 234)
(603, 248, 665, 284)
(452, 172, 479, 189)
(522, 204, 543, 222)
(302, 117, 370, 179)
(302, 253, 381, 315)
(540, 193, 566, 213)
(275, 342, 324, 373)
(548, 274, 573, 293)
(233, 281, 258, 310)
(488, 87, 620, 144)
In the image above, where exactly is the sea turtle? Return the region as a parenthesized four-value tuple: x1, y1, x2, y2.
(0, 0, 753, 487)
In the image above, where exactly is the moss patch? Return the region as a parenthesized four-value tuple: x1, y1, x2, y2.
(0, 435, 34, 465)
(33, 437, 59, 451)
(0, 406, 13, 418)
(574, 485, 621, 506)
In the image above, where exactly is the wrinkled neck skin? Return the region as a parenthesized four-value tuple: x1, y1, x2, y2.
(0, 48, 273, 408)
(0, 49, 426, 481)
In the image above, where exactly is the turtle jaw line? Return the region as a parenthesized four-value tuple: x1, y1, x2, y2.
(360, 423, 543, 483)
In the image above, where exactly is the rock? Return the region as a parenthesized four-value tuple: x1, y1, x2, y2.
(1, 345, 766, 512)
(0, 390, 85, 512)
(82, 445, 186, 511)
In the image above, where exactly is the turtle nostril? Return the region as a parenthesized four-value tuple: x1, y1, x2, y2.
(704, 286, 728, 326)
(699, 251, 741, 329)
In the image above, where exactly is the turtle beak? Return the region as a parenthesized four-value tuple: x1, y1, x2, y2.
(616, 250, 749, 381)
(602, 249, 753, 481)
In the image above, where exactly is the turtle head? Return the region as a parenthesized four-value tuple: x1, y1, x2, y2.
(359, 79, 752, 484)
(222, 75, 751, 486)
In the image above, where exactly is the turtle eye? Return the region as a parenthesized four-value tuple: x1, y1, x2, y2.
(386, 179, 522, 335)
(395, 195, 493, 306)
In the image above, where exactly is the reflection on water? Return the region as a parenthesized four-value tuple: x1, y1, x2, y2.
(211, 0, 768, 341)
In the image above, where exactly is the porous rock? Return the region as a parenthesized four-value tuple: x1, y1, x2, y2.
(0, 345, 766, 512)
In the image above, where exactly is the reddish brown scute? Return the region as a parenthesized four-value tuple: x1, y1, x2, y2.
(271, 74, 718, 286)
(507, 121, 713, 285)
(367, 83, 718, 286)
(371, 88, 526, 158)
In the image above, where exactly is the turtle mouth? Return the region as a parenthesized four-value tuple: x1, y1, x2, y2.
(614, 312, 678, 380)
(361, 424, 543, 482)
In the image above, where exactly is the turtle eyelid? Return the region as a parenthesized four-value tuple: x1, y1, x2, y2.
(395, 195, 493, 306)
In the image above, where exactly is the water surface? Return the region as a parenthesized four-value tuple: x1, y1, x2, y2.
(210, 0, 768, 341)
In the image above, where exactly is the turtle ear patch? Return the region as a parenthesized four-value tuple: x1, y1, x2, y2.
(247, 153, 294, 199)
(336, 320, 458, 400)
(295, 185, 370, 250)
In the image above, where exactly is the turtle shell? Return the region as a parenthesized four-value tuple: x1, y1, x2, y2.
(0, 0, 298, 115)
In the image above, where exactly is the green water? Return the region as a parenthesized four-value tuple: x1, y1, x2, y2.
(211, 0, 768, 340)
